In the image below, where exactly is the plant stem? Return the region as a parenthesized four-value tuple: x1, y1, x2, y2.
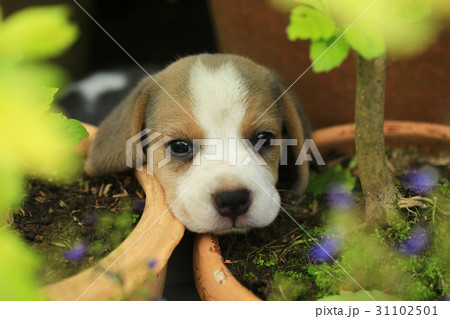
(355, 54, 400, 221)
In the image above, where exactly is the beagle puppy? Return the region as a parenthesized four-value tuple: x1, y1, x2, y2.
(85, 54, 309, 234)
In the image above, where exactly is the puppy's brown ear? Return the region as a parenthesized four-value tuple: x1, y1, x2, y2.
(85, 77, 154, 176)
(279, 88, 311, 196)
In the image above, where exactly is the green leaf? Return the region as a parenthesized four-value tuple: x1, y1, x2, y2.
(287, 6, 336, 41)
(306, 164, 356, 195)
(310, 35, 350, 72)
(29, 87, 59, 115)
(65, 119, 89, 146)
(318, 289, 399, 301)
(38, 87, 59, 109)
(0, 231, 42, 300)
(15, 63, 68, 89)
(296, 0, 329, 15)
(398, 0, 433, 22)
(344, 24, 385, 60)
(46, 113, 89, 146)
(0, 5, 79, 60)
(0, 155, 24, 214)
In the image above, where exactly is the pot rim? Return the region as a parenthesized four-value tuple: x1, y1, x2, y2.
(193, 120, 450, 301)
(42, 123, 185, 300)
(313, 120, 450, 148)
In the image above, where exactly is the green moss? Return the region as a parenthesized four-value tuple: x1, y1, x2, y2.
(243, 272, 256, 280)
(253, 253, 277, 267)
(306, 264, 340, 299)
(254, 194, 448, 300)
(439, 183, 450, 196)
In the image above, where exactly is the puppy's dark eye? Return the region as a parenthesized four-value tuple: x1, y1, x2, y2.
(168, 140, 192, 157)
(250, 132, 274, 148)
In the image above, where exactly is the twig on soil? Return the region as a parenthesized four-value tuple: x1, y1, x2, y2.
(135, 190, 144, 199)
(98, 183, 105, 197)
(398, 196, 434, 209)
(83, 181, 89, 193)
(249, 228, 302, 258)
(19, 207, 27, 216)
(112, 192, 129, 198)
(280, 238, 307, 258)
(398, 196, 436, 222)
(103, 183, 112, 196)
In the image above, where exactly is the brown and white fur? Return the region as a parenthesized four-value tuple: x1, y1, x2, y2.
(85, 54, 309, 234)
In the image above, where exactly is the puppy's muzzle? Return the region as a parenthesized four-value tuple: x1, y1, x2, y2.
(212, 188, 251, 223)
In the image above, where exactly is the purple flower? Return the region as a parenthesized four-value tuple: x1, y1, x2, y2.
(147, 258, 158, 269)
(310, 236, 341, 263)
(403, 166, 438, 194)
(132, 199, 146, 214)
(326, 184, 354, 210)
(399, 226, 429, 255)
(83, 213, 96, 227)
(63, 242, 87, 261)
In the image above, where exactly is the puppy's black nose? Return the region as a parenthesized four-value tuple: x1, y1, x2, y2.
(213, 189, 251, 220)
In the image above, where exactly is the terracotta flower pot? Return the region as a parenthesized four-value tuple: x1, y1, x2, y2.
(208, 0, 450, 130)
(193, 121, 450, 301)
(42, 123, 185, 300)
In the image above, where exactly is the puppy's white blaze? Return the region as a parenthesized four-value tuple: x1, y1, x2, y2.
(171, 59, 281, 233)
(189, 60, 248, 139)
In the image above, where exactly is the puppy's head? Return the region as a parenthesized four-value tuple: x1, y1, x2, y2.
(85, 54, 309, 233)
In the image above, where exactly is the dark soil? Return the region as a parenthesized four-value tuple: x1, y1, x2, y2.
(11, 172, 145, 285)
(220, 148, 450, 300)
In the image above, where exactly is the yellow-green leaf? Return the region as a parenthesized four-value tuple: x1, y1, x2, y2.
(15, 63, 67, 89)
(296, 0, 329, 15)
(287, 6, 336, 41)
(310, 35, 350, 72)
(344, 24, 385, 60)
(46, 113, 89, 146)
(0, 5, 79, 60)
(0, 231, 42, 300)
(37, 87, 59, 109)
(0, 155, 23, 214)
(398, 0, 433, 22)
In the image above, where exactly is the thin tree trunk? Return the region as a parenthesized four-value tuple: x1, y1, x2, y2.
(355, 54, 399, 221)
